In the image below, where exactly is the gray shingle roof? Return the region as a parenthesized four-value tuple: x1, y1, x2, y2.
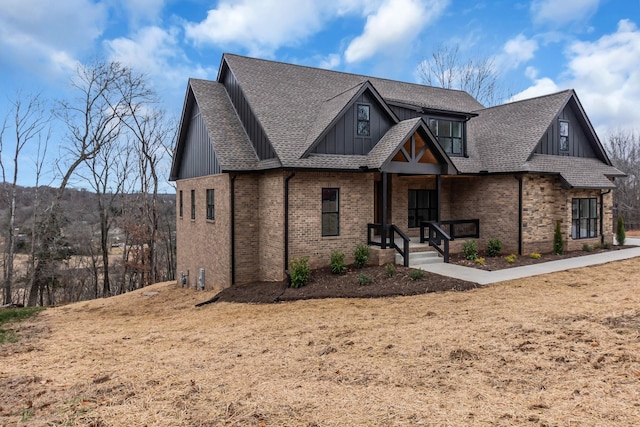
(523, 154, 624, 189)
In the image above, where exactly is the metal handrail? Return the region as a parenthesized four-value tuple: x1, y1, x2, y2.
(367, 223, 411, 267)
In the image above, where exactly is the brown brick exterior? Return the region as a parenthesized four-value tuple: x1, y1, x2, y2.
(176, 174, 231, 291)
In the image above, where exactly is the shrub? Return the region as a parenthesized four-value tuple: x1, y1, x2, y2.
(529, 252, 541, 259)
(408, 269, 425, 281)
(354, 243, 370, 268)
(616, 216, 626, 246)
(582, 243, 593, 252)
(504, 254, 517, 263)
(358, 273, 372, 286)
(602, 241, 612, 249)
(289, 257, 310, 288)
(553, 221, 564, 255)
(462, 240, 478, 260)
(384, 263, 396, 277)
(330, 250, 347, 274)
(486, 238, 502, 257)
(475, 257, 485, 265)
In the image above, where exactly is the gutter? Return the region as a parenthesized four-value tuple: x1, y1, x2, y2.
(231, 173, 236, 285)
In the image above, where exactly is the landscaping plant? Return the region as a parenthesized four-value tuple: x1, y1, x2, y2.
(409, 269, 425, 281)
(617, 216, 626, 245)
(289, 257, 311, 288)
(330, 250, 347, 274)
(358, 273, 373, 285)
(486, 238, 502, 257)
(462, 240, 478, 260)
(553, 221, 564, 255)
(354, 243, 370, 268)
(504, 254, 517, 263)
(384, 263, 396, 277)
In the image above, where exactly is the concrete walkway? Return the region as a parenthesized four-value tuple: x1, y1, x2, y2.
(418, 238, 640, 285)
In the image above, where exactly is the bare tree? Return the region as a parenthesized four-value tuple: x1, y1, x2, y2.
(418, 44, 504, 107)
(606, 130, 640, 229)
(0, 93, 49, 305)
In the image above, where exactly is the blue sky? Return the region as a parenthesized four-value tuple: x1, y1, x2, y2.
(0, 0, 639, 188)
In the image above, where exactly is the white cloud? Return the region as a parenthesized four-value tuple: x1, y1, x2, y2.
(530, 0, 599, 27)
(344, 0, 448, 63)
(503, 34, 538, 66)
(105, 26, 211, 93)
(318, 53, 342, 69)
(0, 0, 107, 74)
(117, 0, 166, 27)
(184, 0, 328, 56)
(510, 77, 560, 101)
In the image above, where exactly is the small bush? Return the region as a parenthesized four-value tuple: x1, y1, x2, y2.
(486, 238, 502, 257)
(529, 252, 541, 259)
(358, 273, 372, 286)
(504, 254, 517, 263)
(553, 221, 564, 255)
(408, 269, 425, 281)
(384, 263, 396, 277)
(462, 240, 478, 260)
(582, 243, 593, 252)
(289, 257, 310, 288)
(475, 257, 485, 265)
(330, 250, 347, 274)
(616, 216, 626, 245)
(353, 244, 370, 268)
(602, 241, 612, 249)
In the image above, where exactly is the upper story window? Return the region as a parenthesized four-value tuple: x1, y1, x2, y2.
(190, 189, 196, 220)
(559, 120, 569, 151)
(429, 118, 463, 156)
(179, 190, 183, 218)
(356, 104, 370, 137)
(206, 189, 215, 220)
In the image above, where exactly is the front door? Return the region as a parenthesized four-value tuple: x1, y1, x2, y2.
(408, 189, 437, 228)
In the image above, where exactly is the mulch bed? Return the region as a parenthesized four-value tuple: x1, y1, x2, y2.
(211, 265, 478, 304)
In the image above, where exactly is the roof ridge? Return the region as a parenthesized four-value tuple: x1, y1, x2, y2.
(324, 81, 367, 102)
(223, 52, 476, 97)
(474, 89, 574, 113)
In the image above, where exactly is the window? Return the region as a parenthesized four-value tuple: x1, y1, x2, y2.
(559, 120, 569, 151)
(572, 198, 598, 239)
(206, 189, 215, 220)
(356, 104, 370, 137)
(322, 188, 339, 236)
(408, 189, 437, 228)
(190, 189, 196, 220)
(428, 118, 463, 156)
(179, 190, 183, 218)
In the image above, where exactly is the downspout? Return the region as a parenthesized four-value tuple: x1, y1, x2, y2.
(515, 174, 523, 256)
(284, 171, 296, 282)
(230, 173, 236, 285)
(600, 189, 612, 245)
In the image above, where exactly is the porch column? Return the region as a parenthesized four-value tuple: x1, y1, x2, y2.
(436, 175, 441, 222)
(381, 171, 388, 249)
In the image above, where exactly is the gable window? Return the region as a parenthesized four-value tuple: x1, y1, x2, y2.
(356, 104, 370, 137)
(408, 189, 437, 228)
(206, 189, 215, 220)
(190, 189, 196, 220)
(322, 188, 339, 236)
(559, 120, 569, 151)
(429, 118, 463, 156)
(571, 198, 597, 239)
(179, 190, 183, 218)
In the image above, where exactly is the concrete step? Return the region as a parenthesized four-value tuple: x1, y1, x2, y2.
(396, 250, 442, 266)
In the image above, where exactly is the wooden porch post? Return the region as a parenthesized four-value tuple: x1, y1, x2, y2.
(436, 174, 441, 222)
(381, 171, 388, 249)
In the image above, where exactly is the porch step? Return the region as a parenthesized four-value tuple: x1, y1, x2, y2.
(396, 250, 443, 267)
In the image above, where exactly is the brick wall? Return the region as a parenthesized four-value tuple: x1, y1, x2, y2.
(176, 174, 231, 291)
(233, 174, 260, 284)
(258, 172, 285, 281)
(288, 172, 374, 269)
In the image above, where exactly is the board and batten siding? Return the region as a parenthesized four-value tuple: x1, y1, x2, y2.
(178, 103, 221, 179)
(535, 101, 597, 158)
(221, 67, 276, 161)
(312, 92, 393, 155)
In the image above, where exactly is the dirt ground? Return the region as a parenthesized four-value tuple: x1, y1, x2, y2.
(2, 259, 640, 426)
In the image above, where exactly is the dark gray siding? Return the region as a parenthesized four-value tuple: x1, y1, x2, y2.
(313, 92, 393, 155)
(390, 105, 420, 121)
(178, 103, 221, 179)
(535, 102, 596, 158)
(221, 68, 276, 160)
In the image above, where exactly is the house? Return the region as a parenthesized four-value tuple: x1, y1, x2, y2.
(169, 53, 624, 290)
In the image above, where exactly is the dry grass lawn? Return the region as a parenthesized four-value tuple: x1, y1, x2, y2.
(2, 259, 640, 426)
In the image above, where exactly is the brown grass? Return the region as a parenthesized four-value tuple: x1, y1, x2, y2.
(2, 259, 640, 426)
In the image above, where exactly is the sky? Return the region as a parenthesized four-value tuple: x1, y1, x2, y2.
(0, 0, 639, 189)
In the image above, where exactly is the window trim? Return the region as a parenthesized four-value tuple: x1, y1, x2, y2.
(571, 197, 598, 239)
(322, 188, 340, 237)
(356, 103, 371, 137)
(559, 119, 569, 152)
(206, 189, 215, 221)
(179, 190, 183, 218)
(190, 189, 196, 220)
(408, 189, 438, 228)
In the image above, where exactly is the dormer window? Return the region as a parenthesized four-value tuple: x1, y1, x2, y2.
(356, 104, 370, 137)
(559, 120, 569, 151)
(429, 118, 463, 156)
